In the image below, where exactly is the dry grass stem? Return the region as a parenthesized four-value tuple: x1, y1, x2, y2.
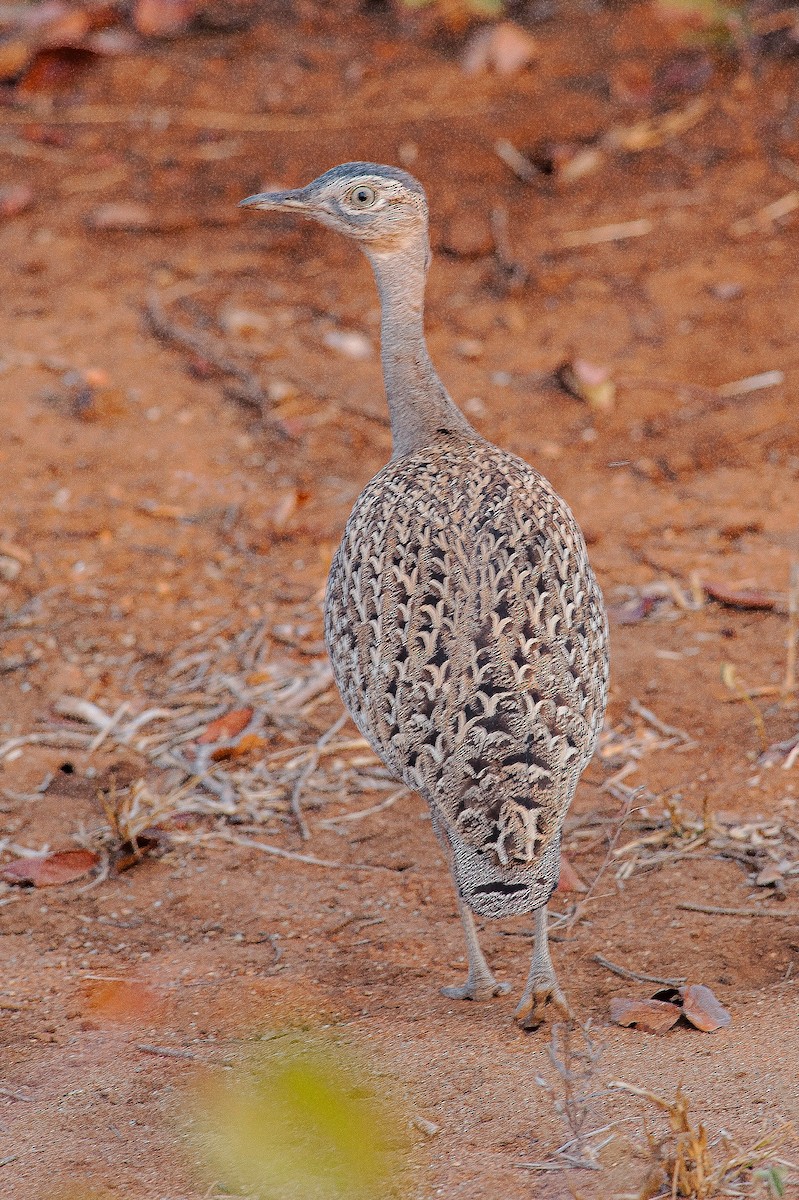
(720, 664, 769, 752)
(319, 788, 408, 829)
(0, 608, 413, 876)
(288, 712, 349, 840)
(529, 1021, 607, 1171)
(609, 1081, 795, 1199)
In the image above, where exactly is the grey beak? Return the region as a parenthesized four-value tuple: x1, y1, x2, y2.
(239, 189, 308, 211)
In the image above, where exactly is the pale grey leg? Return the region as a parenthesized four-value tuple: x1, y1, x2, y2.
(514, 905, 572, 1029)
(441, 894, 512, 1002)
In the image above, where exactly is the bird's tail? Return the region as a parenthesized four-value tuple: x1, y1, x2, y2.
(447, 826, 561, 918)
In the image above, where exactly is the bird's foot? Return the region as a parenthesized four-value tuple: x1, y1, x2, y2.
(513, 977, 572, 1031)
(441, 974, 512, 1002)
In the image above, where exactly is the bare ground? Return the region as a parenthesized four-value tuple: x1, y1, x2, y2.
(0, 2, 798, 1196)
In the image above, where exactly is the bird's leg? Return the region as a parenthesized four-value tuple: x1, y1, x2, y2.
(441, 894, 512, 1001)
(514, 905, 572, 1030)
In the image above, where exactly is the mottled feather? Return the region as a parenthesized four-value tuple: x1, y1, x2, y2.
(326, 431, 608, 917)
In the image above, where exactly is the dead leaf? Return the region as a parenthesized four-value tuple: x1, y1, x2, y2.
(197, 706, 255, 744)
(654, 51, 714, 98)
(323, 329, 373, 360)
(211, 732, 269, 762)
(462, 22, 539, 75)
(612, 594, 660, 625)
(755, 864, 786, 887)
(679, 984, 731, 1032)
(556, 359, 616, 411)
(270, 488, 311, 533)
(610, 996, 683, 1035)
(556, 855, 588, 893)
(702, 580, 776, 611)
(132, 0, 199, 37)
(86, 28, 141, 55)
(0, 184, 34, 219)
(86, 978, 162, 1023)
(110, 827, 171, 873)
(18, 47, 97, 94)
(1, 848, 99, 887)
(36, 7, 93, 47)
(0, 539, 33, 566)
(0, 40, 33, 81)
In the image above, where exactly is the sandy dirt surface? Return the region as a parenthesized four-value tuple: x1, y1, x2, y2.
(1, 2, 798, 1197)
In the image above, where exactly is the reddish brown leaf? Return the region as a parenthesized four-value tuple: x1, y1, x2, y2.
(211, 732, 268, 762)
(110, 828, 171, 873)
(679, 984, 731, 1032)
(610, 996, 682, 1035)
(0, 39, 33, 81)
(18, 47, 97, 94)
(703, 580, 776, 610)
(132, 0, 199, 37)
(86, 979, 162, 1023)
(0, 185, 34, 219)
(198, 706, 254, 745)
(556, 855, 588, 893)
(613, 594, 660, 625)
(611, 61, 654, 106)
(1, 848, 98, 887)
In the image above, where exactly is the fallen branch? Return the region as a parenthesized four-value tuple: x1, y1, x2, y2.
(144, 290, 271, 418)
(678, 901, 799, 919)
(592, 954, 685, 987)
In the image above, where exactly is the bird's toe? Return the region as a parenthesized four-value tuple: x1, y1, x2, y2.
(441, 977, 512, 1002)
(514, 982, 572, 1030)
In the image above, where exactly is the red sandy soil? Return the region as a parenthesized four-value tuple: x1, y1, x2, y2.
(0, 2, 798, 1197)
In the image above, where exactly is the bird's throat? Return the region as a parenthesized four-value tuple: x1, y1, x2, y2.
(366, 240, 473, 458)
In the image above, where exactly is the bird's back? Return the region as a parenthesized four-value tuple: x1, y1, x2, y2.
(325, 432, 608, 916)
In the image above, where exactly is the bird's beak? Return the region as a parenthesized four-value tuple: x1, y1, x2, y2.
(239, 188, 309, 212)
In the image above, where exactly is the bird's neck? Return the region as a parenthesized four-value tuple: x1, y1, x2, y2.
(366, 240, 473, 458)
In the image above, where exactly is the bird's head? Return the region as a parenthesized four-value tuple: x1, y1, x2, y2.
(239, 162, 429, 258)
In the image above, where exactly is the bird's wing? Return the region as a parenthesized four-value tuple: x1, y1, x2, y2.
(325, 438, 608, 871)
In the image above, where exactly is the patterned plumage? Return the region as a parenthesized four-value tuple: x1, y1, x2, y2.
(241, 163, 609, 1026)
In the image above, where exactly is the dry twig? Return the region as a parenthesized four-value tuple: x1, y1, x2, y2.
(678, 901, 799, 919)
(144, 290, 271, 417)
(592, 954, 685, 988)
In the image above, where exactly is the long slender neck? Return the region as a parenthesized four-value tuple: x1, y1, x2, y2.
(366, 237, 473, 458)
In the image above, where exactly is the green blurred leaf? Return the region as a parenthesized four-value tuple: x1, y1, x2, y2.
(194, 1035, 412, 1199)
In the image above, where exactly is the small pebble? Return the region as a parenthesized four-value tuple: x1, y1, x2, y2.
(711, 282, 743, 300)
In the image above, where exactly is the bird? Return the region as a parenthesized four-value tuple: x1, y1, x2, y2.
(240, 163, 609, 1027)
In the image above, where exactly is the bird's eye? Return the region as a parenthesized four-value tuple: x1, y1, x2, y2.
(348, 184, 376, 209)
